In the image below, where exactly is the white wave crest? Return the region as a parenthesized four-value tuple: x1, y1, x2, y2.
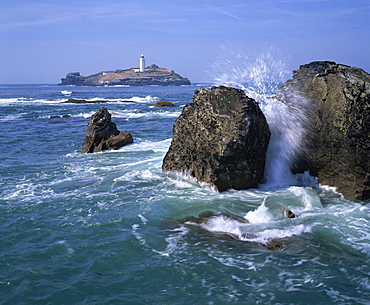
(61, 90, 72, 95)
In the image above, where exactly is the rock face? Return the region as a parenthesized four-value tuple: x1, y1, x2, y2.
(162, 86, 270, 191)
(279, 61, 370, 200)
(59, 66, 191, 86)
(81, 107, 133, 153)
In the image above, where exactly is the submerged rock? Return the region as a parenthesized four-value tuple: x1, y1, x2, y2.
(49, 114, 71, 119)
(63, 98, 108, 104)
(177, 211, 220, 224)
(153, 101, 177, 108)
(279, 61, 370, 200)
(81, 107, 133, 153)
(177, 210, 295, 251)
(162, 86, 270, 191)
(63, 99, 134, 104)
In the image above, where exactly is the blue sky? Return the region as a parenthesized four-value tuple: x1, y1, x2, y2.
(1, 0, 369, 84)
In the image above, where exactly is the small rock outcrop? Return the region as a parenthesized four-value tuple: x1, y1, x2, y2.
(63, 98, 108, 104)
(162, 86, 270, 191)
(279, 61, 370, 200)
(81, 107, 133, 153)
(153, 101, 177, 108)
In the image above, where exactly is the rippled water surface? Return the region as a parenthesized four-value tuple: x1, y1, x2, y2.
(1, 84, 370, 304)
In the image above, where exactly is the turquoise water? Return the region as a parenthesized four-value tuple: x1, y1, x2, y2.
(1, 84, 370, 304)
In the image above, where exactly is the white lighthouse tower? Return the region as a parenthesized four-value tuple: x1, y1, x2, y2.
(139, 54, 145, 72)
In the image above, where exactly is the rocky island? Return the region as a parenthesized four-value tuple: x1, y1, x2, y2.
(59, 55, 191, 86)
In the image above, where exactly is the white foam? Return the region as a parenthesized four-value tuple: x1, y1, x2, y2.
(242, 224, 312, 244)
(112, 109, 181, 119)
(318, 184, 344, 199)
(200, 214, 312, 245)
(201, 216, 244, 237)
(128, 95, 158, 103)
(0, 113, 24, 122)
(132, 224, 147, 246)
(114, 169, 161, 183)
(121, 138, 171, 153)
(288, 186, 323, 210)
(0, 98, 64, 105)
(245, 201, 292, 224)
(61, 90, 72, 95)
(138, 214, 148, 224)
(153, 225, 189, 257)
(75, 111, 97, 119)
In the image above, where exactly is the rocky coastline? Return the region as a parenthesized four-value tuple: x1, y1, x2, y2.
(161, 61, 370, 201)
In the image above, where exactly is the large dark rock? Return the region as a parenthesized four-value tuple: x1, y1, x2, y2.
(81, 107, 133, 153)
(162, 86, 270, 191)
(279, 61, 370, 200)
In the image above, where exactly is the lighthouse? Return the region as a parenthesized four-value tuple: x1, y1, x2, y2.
(139, 54, 145, 72)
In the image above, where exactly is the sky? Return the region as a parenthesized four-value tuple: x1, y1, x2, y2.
(0, 0, 369, 84)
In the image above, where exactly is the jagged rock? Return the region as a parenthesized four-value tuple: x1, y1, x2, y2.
(81, 107, 133, 153)
(162, 86, 270, 191)
(279, 61, 370, 200)
(153, 101, 177, 108)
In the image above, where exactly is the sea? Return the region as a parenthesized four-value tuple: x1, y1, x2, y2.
(1, 74, 370, 303)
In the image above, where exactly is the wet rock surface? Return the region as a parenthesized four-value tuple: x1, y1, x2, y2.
(81, 107, 133, 153)
(279, 61, 370, 200)
(162, 86, 270, 191)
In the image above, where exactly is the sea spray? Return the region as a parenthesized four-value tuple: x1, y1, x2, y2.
(211, 46, 312, 187)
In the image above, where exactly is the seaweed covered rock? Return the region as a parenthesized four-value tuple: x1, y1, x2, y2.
(162, 86, 270, 191)
(279, 61, 370, 200)
(81, 107, 133, 153)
